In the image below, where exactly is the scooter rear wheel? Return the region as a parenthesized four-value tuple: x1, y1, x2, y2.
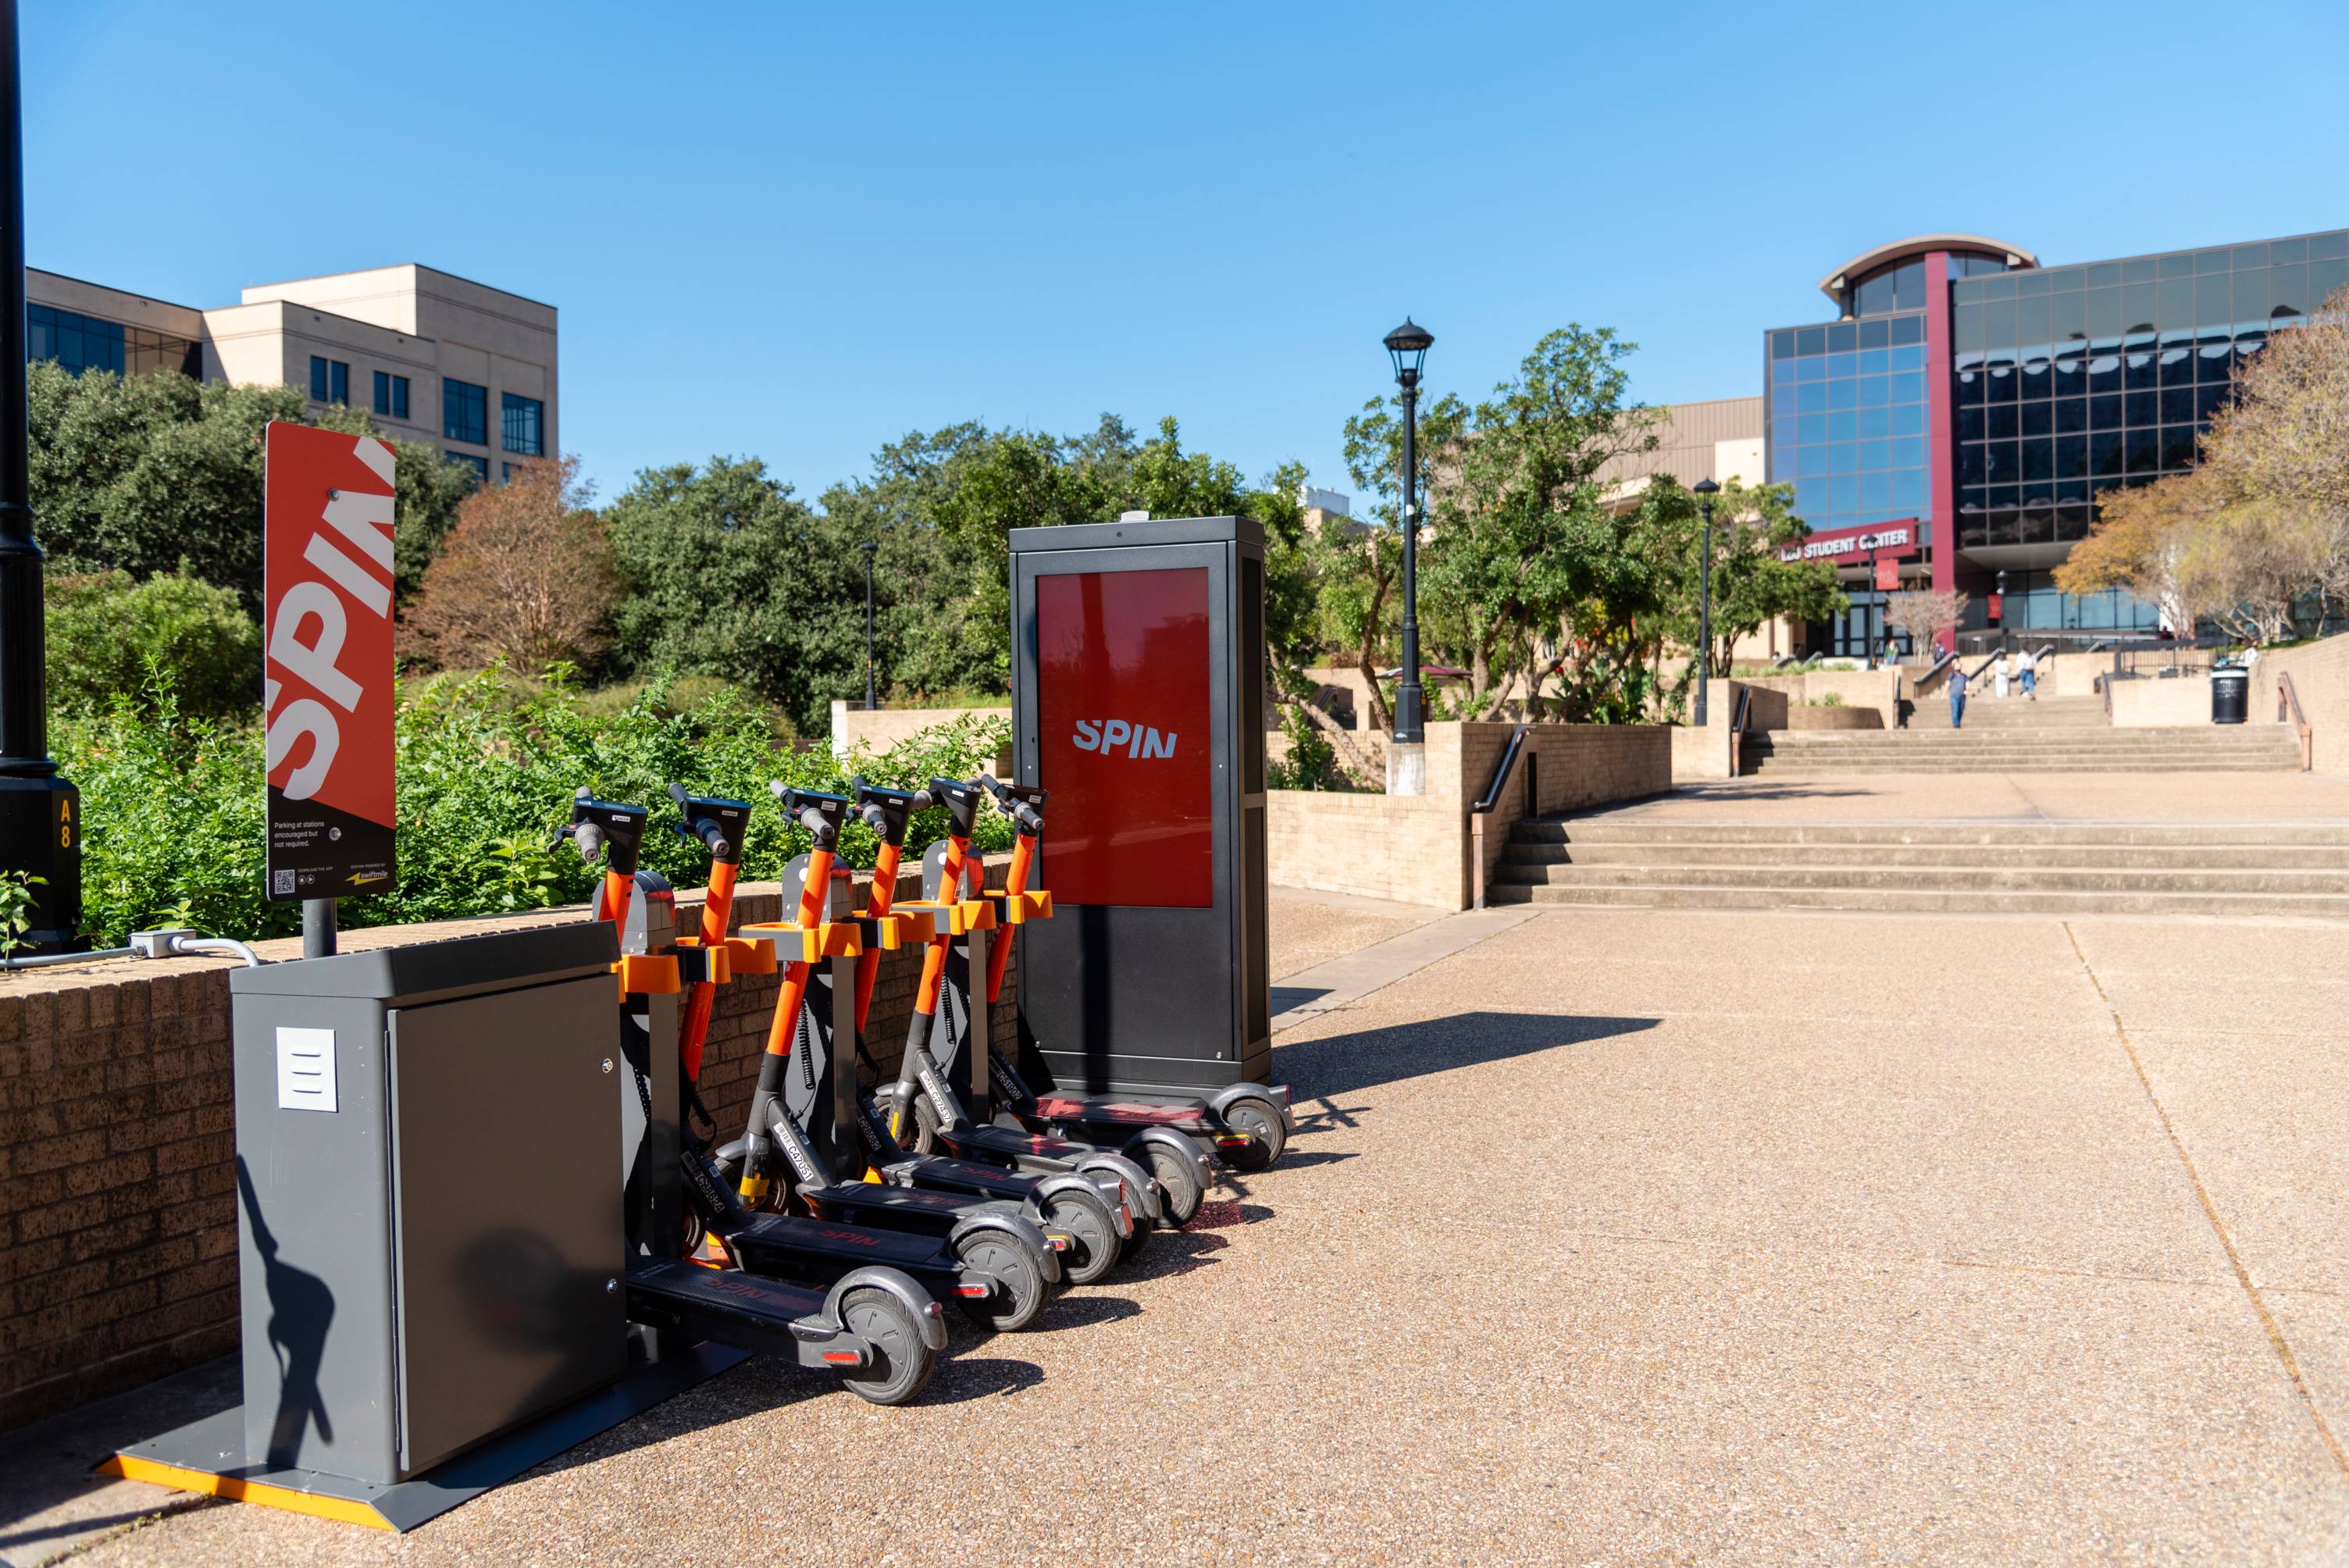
(836, 1287, 937, 1406)
(954, 1230, 1050, 1332)
(1221, 1097, 1285, 1171)
(899, 1094, 943, 1156)
(1044, 1188, 1122, 1287)
(1144, 1142, 1204, 1227)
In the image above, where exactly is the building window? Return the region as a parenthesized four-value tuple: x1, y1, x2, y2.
(447, 451, 489, 487)
(373, 371, 410, 421)
(501, 392, 544, 456)
(310, 356, 348, 404)
(1852, 259, 1927, 316)
(444, 377, 487, 445)
(26, 304, 201, 380)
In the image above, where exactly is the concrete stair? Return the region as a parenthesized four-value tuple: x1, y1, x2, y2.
(1493, 819, 2349, 918)
(1742, 724, 2301, 775)
(1905, 693, 2110, 729)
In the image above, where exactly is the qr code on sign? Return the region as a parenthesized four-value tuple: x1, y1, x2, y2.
(273, 870, 297, 896)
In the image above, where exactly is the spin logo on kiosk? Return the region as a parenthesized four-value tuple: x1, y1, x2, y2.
(1069, 718, 1178, 759)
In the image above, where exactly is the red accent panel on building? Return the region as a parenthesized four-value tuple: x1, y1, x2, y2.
(1034, 568, 1215, 907)
(1923, 251, 1958, 651)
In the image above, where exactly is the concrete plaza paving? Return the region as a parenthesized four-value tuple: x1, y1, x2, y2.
(24, 876, 2349, 1564)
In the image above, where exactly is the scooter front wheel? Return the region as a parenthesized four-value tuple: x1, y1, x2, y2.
(1043, 1188, 1122, 1287)
(954, 1230, 1050, 1333)
(1221, 1097, 1286, 1171)
(836, 1287, 938, 1406)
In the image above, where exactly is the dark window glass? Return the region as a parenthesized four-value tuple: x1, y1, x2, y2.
(2091, 432, 2124, 478)
(1770, 330, 1795, 358)
(1984, 366, 2016, 404)
(2126, 428, 2158, 473)
(1985, 441, 2018, 483)
(1959, 444, 1987, 486)
(2235, 329, 2267, 358)
(1987, 404, 2018, 440)
(2162, 426, 2198, 469)
(2160, 253, 2197, 280)
(2020, 438, 2052, 482)
(2124, 353, 2160, 393)
(501, 392, 545, 456)
(310, 355, 328, 400)
(2021, 401, 2053, 437)
(373, 369, 390, 415)
(330, 361, 348, 404)
(2091, 394, 2125, 429)
(1827, 322, 1856, 352)
(1955, 370, 1984, 406)
(2055, 398, 2087, 434)
(1859, 317, 1889, 348)
(2195, 381, 2233, 421)
(2087, 355, 2123, 394)
(1890, 314, 1923, 347)
(2126, 391, 2159, 427)
(2160, 348, 2197, 387)
(448, 451, 488, 486)
(1797, 327, 1827, 355)
(2055, 434, 2087, 479)
(392, 375, 408, 419)
(2018, 362, 2051, 400)
(2161, 387, 2194, 426)
(2198, 343, 2233, 382)
(444, 378, 488, 444)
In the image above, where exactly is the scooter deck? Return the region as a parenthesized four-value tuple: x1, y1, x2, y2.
(720, 1208, 961, 1281)
(625, 1256, 828, 1361)
(873, 1152, 1058, 1200)
(795, 1176, 1021, 1229)
(1026, 1094, 1215, 1130)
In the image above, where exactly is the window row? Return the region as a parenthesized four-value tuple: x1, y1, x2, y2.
(1953, 232, 2348, 302)
(1772, 372, 1928, 415)
(1955, 345, 2251, 404)
(309, 356, 348, 405)
(444, 378, 487, 445)
(1770, 404, 1929, 444)
(1773, 343, 1927, 383)
(1770, 312, 1926, 358)
(1852, 258, 1928, 317)
(1955, 260, 2347, 350)
(1960, 384, 2233, 437)
(373, 371, 409, 421)
(27, 305, 198, 380)
(1959, 426, 2203, 485)
(1784, 469, 1928, 519)
(501, 392, 544, 456)
(1775, 437, 1929, 477)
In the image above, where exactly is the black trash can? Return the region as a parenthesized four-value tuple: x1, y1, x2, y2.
(2212, 665, 2250, 724)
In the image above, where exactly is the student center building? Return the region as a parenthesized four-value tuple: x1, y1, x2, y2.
(1750, 227, 2349, 655)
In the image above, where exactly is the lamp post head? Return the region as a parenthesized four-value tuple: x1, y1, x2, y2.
(1384, 318, 1434, 387)
(1691, 478, 1720, 498)
(860, 540, 878, 557)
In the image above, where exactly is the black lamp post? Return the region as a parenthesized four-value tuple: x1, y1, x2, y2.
(0, 1, 81, 953)
(1382, 317, 1432, 793)
(1994, 568, 2009, 653)
(860, 540, 878, 710)
(1691, 478, 1719, 725)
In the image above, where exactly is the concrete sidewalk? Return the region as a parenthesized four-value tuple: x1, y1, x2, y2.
(41, 898, 2349, 1564)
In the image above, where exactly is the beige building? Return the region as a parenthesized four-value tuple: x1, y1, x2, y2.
(25, 263, 557, 483)
(1595, 394, 1765, 503)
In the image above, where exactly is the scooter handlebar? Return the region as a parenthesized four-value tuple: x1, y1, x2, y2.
(975, 775, 1045, 836)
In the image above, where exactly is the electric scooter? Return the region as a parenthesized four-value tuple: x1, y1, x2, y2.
(851, 779, 1211, 1228)
(551, 787, 945, 1404)
(684, 786, 1126, 1298)
(875, 778, 1205, 1238)
(967, 775, 1291, 1171)
(572, 789, 1057, 1338)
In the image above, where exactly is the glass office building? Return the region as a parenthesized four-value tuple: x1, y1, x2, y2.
(1765, 228, 2349, 650)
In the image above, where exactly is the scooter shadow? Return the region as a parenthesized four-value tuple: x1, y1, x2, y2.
(917, 1356, 1048, 1405)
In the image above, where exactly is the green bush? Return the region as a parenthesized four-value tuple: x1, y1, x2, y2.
(45, 568, 262, 718)
(54, 665, 1012, 945)
(1267, 703, 1338, 790)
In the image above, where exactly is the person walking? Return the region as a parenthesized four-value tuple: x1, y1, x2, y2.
(2016, 646, 2037, 700)
(1992, 649, 2012, 700)
(1948, 661, 1969, 729)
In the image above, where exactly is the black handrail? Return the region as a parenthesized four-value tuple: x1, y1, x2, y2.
(1470, 722, 1530, 815)
(1469, 722, 1535, 911)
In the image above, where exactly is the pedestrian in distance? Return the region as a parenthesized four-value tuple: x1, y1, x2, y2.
(2016, 646, 2037, 700)
(1992, 649, 2011, 700)
(1948, 662, 1969, 729)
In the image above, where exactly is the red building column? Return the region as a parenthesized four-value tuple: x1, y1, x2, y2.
(1923, 250, 1958, 654)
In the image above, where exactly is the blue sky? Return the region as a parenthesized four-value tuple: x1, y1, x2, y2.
(24, 1, 2349, 509)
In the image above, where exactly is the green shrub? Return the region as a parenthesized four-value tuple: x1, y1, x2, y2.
(1267, 704, 1338, 790)
(45, 568, 261, 718)
(54, 666, 1013, 945)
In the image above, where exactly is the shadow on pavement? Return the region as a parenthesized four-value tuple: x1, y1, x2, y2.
(1273, 1010, 1662, 1101)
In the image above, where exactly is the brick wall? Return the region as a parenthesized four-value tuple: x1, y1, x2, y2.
(1269, 722, 1669, 910)
(0, 862, 1015, 1432)
(829, 701, 1013, 762)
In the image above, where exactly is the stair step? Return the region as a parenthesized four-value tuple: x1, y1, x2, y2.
(1499, 863, 2349, 894)
(1514, 821, 2349, 846)
(1507, 842, 2349, 869)
(1492, 883, 2349, 918)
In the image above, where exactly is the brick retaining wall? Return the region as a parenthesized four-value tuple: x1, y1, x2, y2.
(0, 863, 1014, 1432)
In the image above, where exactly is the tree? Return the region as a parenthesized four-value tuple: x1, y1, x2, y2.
(2202, 283, 2349, 542)
(1884, 590, 1968, 654)
(603, 455, 868, 733)
(45, 568, 261, 716)
(407, 455, 618, 671)
(25, 361, 472, 608)
(1642, 477, 1845, 675)
(2057, 470, 2211, 632)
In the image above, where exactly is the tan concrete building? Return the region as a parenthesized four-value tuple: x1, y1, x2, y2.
(1595, 394, 1765, 503)
(25, 263, 557, 482)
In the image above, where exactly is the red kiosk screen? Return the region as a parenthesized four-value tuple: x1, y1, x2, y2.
(1035, 567, 1214, 907)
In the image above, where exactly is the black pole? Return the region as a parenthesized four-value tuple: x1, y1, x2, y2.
(303, 898, 337, 960)
(1693, 497, 1713, 725)
(0, 1, 83, 953)
(1394, 375, 1423, 747)
(861, 540, 877, 710)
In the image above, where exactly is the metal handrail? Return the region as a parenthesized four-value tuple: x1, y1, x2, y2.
(2279, 670, 2313, 772)
(1469, 722, 1535, 911)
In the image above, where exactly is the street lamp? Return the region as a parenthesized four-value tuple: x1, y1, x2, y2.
(860, 540, 879, 710)
(1382, 316, 1433, 796)
(1994, 568, 2009, 654)
(1691, 479, 1720, 726)
(0, 1, 81, 953)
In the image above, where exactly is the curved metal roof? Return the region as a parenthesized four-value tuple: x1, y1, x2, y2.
(1816, 234, 2040, 305)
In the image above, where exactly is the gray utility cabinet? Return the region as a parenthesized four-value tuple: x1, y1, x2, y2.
(228, 923, 623, 1485)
